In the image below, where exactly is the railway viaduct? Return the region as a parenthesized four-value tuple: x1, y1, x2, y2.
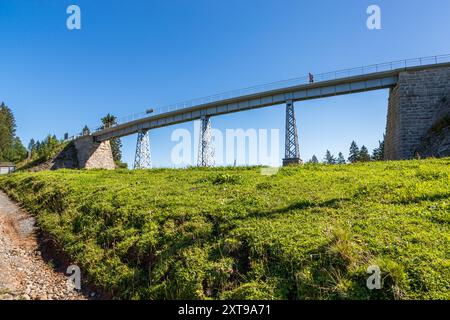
(61, 55, 450, 169)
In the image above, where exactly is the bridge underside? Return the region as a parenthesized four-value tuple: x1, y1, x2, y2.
(93, 72, 400, 142)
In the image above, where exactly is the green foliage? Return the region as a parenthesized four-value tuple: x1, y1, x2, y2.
(323, 150, 336, 164)
(372, 137, 385, 161)
(309, 155, 319, 164)
(35, 135, 61, 161)
(212, 173, 242, 185)
(337, 152, 346, 164)
(0, 102, 27, 163)
(359, 146, 371, 162)
(348, 141, 360, 163)
(115, 161, 128, 169)
(1, 158, 449, 300)
(17, 136, 66, 170)
(28, 138, 36, 152)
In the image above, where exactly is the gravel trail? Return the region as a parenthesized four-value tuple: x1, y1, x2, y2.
(0, 191, 87, 300)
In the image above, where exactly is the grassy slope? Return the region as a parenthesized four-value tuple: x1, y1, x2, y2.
(0, 159, 449, 300)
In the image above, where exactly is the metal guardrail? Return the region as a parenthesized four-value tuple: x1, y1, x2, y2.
(65, 54, 450, 141)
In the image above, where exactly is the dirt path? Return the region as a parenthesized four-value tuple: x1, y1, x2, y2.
(0, 191, 86, 300)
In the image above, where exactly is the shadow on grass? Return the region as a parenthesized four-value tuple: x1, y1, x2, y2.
(246, 198, 348, 219)
(395, 192, 450, 205)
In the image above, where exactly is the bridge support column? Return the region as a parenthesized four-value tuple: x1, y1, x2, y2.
(385, 66, 450, 160)
(198, 116, 214, 167)
(134, 129, 152, 169)
(73, 136, 116, 169)
(283, 100, 302, 166)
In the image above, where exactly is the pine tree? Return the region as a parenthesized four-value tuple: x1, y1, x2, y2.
(0, 102, 26, 162)
(348, 141, 360, 163)
(371, 137, 385, 161)
(112, 138, 123, 163)
(0, 102, 16, 160)
(28, 139, 36, 152)
(337, 152, 346, 164)
(324, 150, 336, 164)
(0, 125, 8, 159)
(101, 114, 122, 162)
(359, 145, 371, 162)
(311, 155, 319, 164)
(36, 135, 60, 160)
(0, 102, 16, 136)
(10, 137, 27, 162)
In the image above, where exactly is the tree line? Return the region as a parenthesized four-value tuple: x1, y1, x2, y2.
(27, 134, 62, 161)
(0, 102, 27, 162)
(307, 138, 385, 164)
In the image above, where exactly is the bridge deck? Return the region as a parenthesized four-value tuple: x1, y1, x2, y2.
(92, 60, 450, 142)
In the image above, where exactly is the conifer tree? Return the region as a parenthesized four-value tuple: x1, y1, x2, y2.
(324, 150, 336, 164)
(10, 137, 27, 162)
(372, 137, 385, 161)
(359, 145, 371, 162)
(337, 152, 346, 164)
(28, 139, 36, 152)
(0, 102, 26, 162)
(348, 141, 360, 163)
(0, 102, 16, 160)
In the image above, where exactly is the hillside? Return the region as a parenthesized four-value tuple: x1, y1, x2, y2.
(15, 141, 70, 172)
(0, 159, 449, 300)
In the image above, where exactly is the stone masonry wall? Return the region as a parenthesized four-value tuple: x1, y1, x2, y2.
(73, 136, 116, 169)
(385, 66, 450, 160)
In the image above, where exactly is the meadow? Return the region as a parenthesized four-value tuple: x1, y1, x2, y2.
(1, 158, 449, 300)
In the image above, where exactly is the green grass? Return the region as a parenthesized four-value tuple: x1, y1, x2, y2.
(1, 158, 450, 300)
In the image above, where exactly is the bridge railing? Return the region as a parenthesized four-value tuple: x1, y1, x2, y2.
(67, 53, 450, 138)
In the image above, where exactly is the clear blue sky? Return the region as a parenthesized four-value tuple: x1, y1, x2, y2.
(1, 0, 449, 167)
